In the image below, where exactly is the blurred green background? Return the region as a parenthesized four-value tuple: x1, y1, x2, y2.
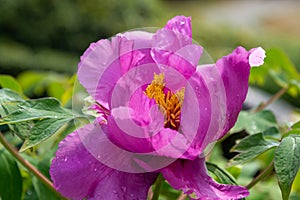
(1, 0, 299, 75)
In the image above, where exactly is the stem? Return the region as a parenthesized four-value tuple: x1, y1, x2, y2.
(152, 173, 164, 200)
(246, 160, 274, 189)
(177, 192, 187, 200)
(254, 87, 288, 113)
(0, 132, 67, 200)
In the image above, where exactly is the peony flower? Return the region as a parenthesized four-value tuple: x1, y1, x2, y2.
(50, 16, 265, 199)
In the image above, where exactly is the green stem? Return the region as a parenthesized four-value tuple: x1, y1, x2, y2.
(246, 160, 274, 189)
(254, 87, 289, 113)
(0, 131, 67, 200)
(152, 173, 164, 200)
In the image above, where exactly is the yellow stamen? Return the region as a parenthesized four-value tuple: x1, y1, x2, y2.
(144, 73, 185, 130)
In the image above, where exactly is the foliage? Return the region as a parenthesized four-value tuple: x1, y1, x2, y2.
(250, 48, 300, 106)
(0, 147, 22, 200)
(227, 109, 300, 200)
(0, 75, 89, 200)
(0, 0, 162, 73)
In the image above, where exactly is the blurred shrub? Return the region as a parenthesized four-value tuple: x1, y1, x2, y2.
(0, 0, 162, 73)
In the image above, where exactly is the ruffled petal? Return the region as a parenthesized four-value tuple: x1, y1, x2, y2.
(179, 63, 227, 159)
(79, 119, 176, 173)
(78, 38, 119, 108)
(50, 123, 157, 199)
(162, 157, 249, 200)
(151, 16, 202, 79)
(122, 31, 154, 50)
(78, 32, 152, 109)
(164, 15, 192, 38)
(215, 46, 265, 138)
(90, 171, 157, 200)
(180, 47, 265, 159)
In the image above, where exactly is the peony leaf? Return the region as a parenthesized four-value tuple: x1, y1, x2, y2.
(231, 110, 278, 135)
(0, 147, 23, 200)
(0, 88, 24, 106)
(275, 135, 300, 200)
(249, 48, 300, 97)
(20, 117, 89, 152)
(292, 121, 300, 129)
(230, 132, 280, 165)
(0, 91, 88, 149)
(206, 162, 238, 185)
(0, 98, 74, 124)
(0, 89, 30, 139)
(0, 75, 23, 95)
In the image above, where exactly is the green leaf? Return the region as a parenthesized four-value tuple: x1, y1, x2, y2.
(225, 166, 242, 180)
(292, 121, 300, 129)
(0, 95, 88, 150)
(283, 129, 300, 138)
(20, 117, 88, 152)
(0, 147, 23, 200)
(275, 135, 300, 200)
(206, 162, 238, 185)
(0, 75, 23, 95)
(20, 118, 70, 151)
(0, 88, 24, 107)
(230, 132, 280, 165)
(231, 110, 278, 135)
(0, 98, 74, 124)
(266, 49, 300, 86)
(291, 168, 300, 198)
(249, 48, 300, 96)
(0, 89, 29, 139)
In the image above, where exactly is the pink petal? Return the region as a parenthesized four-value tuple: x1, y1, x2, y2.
(151, 16, 202, 79)
(215, 46, 257, 138)
(50, 123, 157, 199)
(151, 29, 202, 79)
(79, 119, 176, 173)
(162, 157, 249, 200)
(180, 64, 226, 159)
(164, 15, 192, 38)
(249, 46, 266, 67)
(180, 47, 265, 159)
(78, 33, 151, 109)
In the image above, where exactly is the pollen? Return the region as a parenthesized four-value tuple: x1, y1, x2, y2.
(144, 73, 185, 130)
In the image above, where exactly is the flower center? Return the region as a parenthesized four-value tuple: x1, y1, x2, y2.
(144, 73, 185, 130)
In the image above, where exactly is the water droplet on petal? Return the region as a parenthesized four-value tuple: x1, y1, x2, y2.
(121, 186, 127, 192)
(63, 157, 68, 162)
(94, 168, 98, 172)
(112, 190, 117, 194)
